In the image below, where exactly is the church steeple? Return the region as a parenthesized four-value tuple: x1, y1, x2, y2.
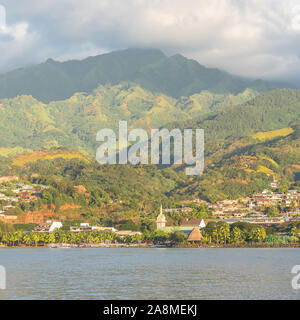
(156, 204, 166, 229)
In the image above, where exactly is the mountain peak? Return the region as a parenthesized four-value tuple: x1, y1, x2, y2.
(0, 48, 292, 103)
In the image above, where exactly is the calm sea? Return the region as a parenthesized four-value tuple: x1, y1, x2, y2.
(0, 248, 300, 300)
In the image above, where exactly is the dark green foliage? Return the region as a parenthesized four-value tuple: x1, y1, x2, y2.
(0, 49, 289, 103)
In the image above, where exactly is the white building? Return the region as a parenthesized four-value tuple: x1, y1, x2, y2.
(34, 221, 63, 233)
(49, 221, 63, 233)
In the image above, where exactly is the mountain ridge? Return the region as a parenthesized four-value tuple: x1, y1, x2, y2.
(0, 48, 292, 103)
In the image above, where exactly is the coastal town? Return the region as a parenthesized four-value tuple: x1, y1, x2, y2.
(0, 176, 299, 223)
(0, 175, 300, 247)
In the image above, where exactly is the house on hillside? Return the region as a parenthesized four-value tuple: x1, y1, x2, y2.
(70, 223, 117, 233)
(34, 221, 63, 233)
(70, 223, 92, 232)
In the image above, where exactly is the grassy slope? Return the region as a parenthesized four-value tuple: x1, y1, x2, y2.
(0, 84, 260, 156)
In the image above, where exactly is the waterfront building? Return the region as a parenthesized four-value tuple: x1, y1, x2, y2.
(187, 227, 202, 241)
(70, 223, 117, 233)
(115, 231, 142, 238)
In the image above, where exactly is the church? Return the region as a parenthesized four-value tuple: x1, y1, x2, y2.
(156, 206, 206, 241)
(156, 205, 167, 229)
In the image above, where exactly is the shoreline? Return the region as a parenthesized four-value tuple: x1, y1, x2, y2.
(1, 243, 300, 249)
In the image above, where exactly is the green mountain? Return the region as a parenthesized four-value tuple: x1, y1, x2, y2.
(0, 48, 290, 103)
(0, 83, 260, 156)
(171, 88, 300, 156)
(173, 120, 300, 202)
(0, 88, 299, 207)
(164, 89, 300, 201)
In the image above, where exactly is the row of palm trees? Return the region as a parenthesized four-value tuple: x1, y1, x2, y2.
(0, 229, 186, 246)
(202, 223, 268, 244)
(1, 224, 299, 246)
(0, 230, 143, 247)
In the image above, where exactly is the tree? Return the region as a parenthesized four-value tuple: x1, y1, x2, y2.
(291, 226, 300, 242)
(218, 222, 230, 244)
(23, 234, 33, 246)
(148, 230, 169, 244)
(14, 231, 23, 246)
(249, 227, 266, 243)
(230, 227, 245, 244)
(212, 228, 220, 243)
(47, 233, 56, 244)
(140, 218, 156, 232)
(169, 231, 187, 243)
(30, 233, 40, 247)
(265, 206, 280, 217)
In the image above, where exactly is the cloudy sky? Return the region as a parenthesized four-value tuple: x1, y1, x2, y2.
(1, 0, 300, 84)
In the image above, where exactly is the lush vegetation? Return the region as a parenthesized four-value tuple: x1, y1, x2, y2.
(1, 221, 300, 247)
(0, 89, 299, 209)
(0, 84, 261, 156)
(0, 62, 299, 218)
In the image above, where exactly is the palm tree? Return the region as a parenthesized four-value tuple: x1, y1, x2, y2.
(23, 234, 32, 246)
(218, 224, 230, 244)
(2, 233, 9, 246)
(14, 231, 23, 246)
(30, 232, 40, 247)
(231, 227, 244, 244)
(212, 228, 220, 243)
(250, 227, 266, 243)
(291, 226, 300, 243)
(8, 232, 16, 246)
(47, 233, 56, 244)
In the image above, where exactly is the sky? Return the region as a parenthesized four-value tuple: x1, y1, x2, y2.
(1, 0, 300, 84)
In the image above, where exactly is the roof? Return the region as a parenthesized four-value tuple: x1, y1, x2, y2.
(34, 222, 52, 232)
(115, 231, 142, 236)
(180, 218, 210, 227)
(187, 227, 203, 241)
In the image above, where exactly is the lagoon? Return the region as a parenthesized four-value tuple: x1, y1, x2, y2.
(0, 248, 300, 300)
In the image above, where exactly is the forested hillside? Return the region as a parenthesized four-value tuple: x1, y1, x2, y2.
(0, 47, 299, 212)
(0, 89, 299, 207)
(0, 84, 260, 156)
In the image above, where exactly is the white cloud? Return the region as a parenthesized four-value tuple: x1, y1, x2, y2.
(0, 21, 41, 71)
(0, 0, 300, 83)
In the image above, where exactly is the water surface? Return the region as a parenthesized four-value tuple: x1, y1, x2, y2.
(0, 248, 300, 300)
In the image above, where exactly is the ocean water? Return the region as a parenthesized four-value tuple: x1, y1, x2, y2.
(0, 248, 300, 300)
